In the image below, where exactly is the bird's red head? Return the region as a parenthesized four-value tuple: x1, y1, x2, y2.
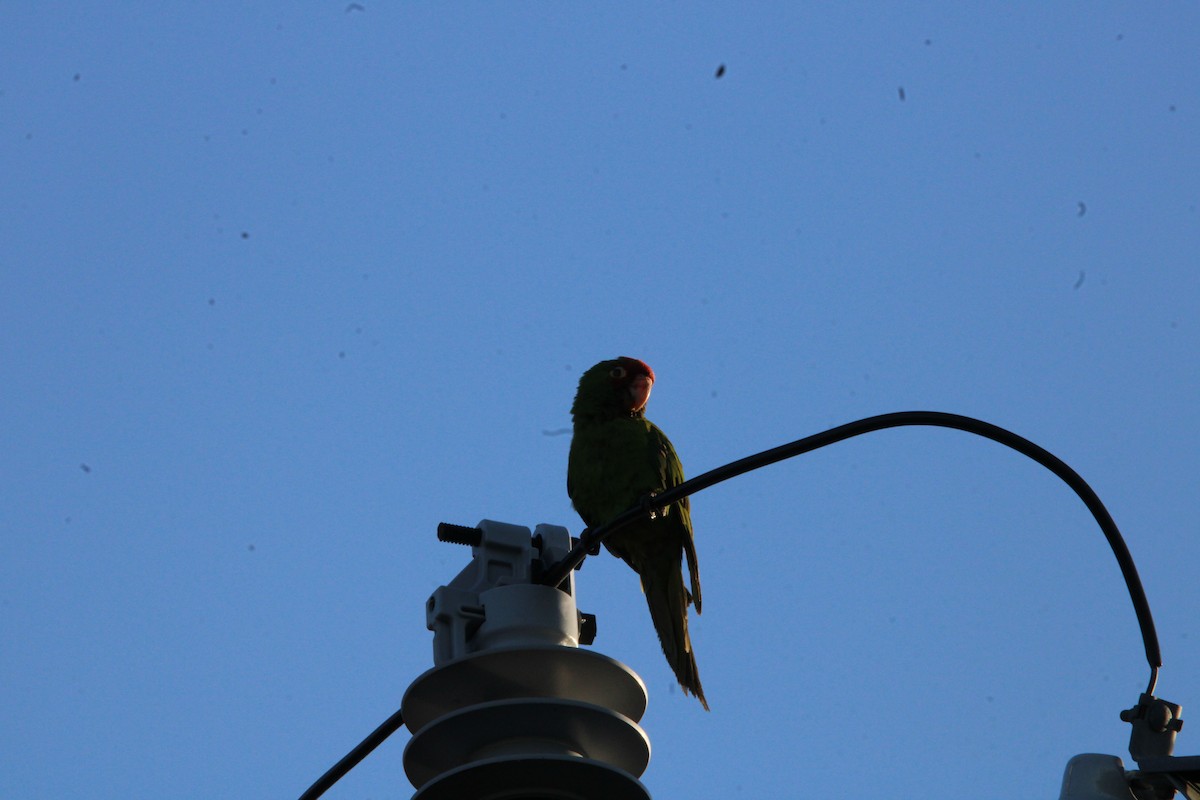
(610, 356, 655, 413)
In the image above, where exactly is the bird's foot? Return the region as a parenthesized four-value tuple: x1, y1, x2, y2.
(639, 491, 668, 520)
(578, 529, 601, 556)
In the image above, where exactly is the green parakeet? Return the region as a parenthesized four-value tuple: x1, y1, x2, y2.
(567, 357, 708, 710)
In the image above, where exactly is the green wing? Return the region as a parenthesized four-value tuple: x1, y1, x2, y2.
(568, 415, 702, 611)
(647, 421, 702, 613)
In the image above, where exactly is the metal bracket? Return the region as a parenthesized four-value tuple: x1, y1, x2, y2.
(1118, 693, 1195, 800)
(426, 520, 588, 665)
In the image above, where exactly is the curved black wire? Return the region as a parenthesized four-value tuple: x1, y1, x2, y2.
(300, 410, 1162, 798)
(541, 410, 1162, 686)
(296, 706, 406, 800)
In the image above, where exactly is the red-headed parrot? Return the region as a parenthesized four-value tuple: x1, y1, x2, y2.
(567, 357, 707, 710)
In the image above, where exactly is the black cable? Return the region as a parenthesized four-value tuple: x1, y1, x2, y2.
(301, 410, 1162, 798)
(296, 706, 406, 800)
(541, 410, 1162, 682)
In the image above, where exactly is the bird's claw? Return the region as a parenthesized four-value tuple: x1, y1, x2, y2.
(640, 491, 667, 520)
(578, 530, 601, 556)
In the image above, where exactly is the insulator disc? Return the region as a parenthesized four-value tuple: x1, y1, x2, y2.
(404, 697, 650, 789)
(412, 754, 651, 800)
(402, 645, 648, 733)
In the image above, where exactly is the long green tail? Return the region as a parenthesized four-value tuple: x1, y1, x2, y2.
(642, 563, 708, 710)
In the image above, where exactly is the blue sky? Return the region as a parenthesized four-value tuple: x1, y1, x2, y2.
(3, 3, 1198, 798)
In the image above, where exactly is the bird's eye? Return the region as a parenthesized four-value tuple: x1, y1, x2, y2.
(609, 366, 627, 379)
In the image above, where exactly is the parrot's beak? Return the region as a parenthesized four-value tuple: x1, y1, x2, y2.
(628, 375, 653, 412)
